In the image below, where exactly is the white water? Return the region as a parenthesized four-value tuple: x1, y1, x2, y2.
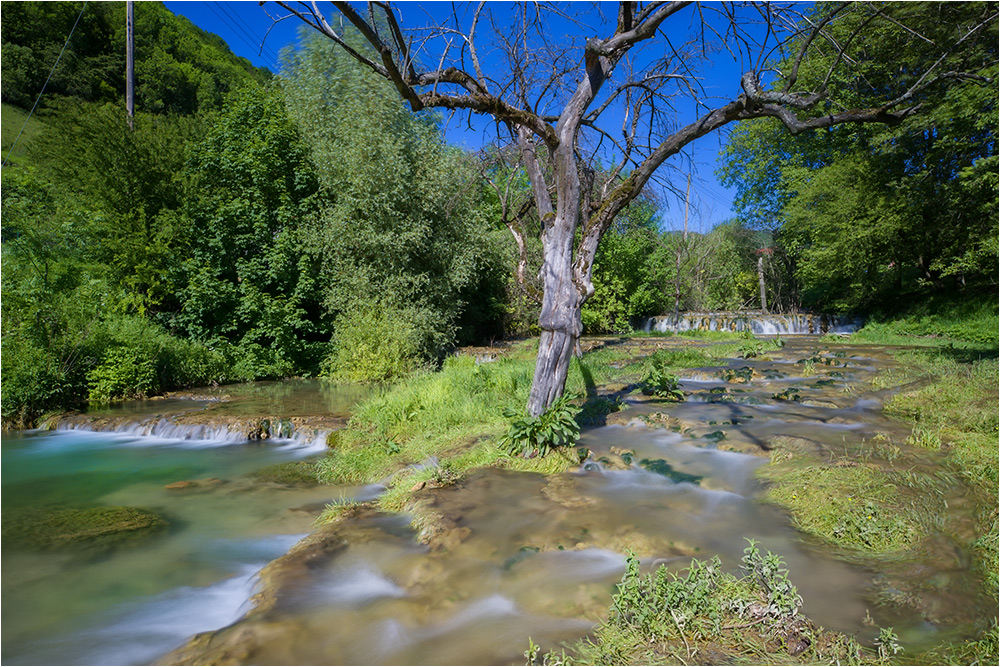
(644, 311, 862, 335)
(53, 418, 333, 455)
(0, 429, 369, 665)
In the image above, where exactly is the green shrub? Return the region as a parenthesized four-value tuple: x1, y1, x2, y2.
(224, 342, 295, 382)
(501, 393, 581, 458)
(82, 316, 228, 404)
(322, 303, 428, 383)
(87, 347, 159, 403)
(0, 336, 80, 427)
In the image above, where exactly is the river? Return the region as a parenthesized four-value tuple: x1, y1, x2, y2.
(0, 340, 989, 664)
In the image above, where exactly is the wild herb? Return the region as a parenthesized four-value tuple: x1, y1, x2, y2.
(638, 352, 686, 400)
(741, 538, 802, 618)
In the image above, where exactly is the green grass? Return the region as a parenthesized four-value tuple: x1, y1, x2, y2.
(883, 354, 999, 593)
(759, 458, 945, 553)
(853, 291, 998, 348)
(528, 547, 881, 666)
(1, 103, 44, 165)
(312, 346, 643, 515)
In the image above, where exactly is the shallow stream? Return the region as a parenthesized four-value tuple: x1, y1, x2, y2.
(0, 339, 989, 665)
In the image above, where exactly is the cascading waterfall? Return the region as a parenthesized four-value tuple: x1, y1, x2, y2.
(643, 310, 862, 335)
(52, 416, 333, 454)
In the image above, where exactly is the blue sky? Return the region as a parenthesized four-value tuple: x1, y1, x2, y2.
(164, 1, 750, 229)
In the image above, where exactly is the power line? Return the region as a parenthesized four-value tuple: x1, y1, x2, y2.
(3, 1, 89, 168)
(220, 2, 283, 66)
(207, 1, 280, 70)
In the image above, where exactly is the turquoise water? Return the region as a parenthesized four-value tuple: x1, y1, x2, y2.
(1, 427, 369, 665)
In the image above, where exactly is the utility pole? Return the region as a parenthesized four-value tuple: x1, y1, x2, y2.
(126, 0, 134, 129)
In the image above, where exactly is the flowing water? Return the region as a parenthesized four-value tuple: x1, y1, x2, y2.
(644, 310, 862, 335)
(1, 342, 989, 665)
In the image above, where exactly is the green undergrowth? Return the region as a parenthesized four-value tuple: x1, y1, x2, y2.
(527, 543, 888, 666)
(312, 342, 647, 516)
(855, 291, 998, 348)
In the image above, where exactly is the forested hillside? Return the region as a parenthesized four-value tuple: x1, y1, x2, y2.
(2, 2, 996, 429)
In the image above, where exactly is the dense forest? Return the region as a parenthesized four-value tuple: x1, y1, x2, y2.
(2, 1, 996, 428)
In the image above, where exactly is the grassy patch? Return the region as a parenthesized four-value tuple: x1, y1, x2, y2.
(759, 458, 944, 553)
(883, 355, 999, 593)
(312, 346, 639, 516)
(528, 545, 886, 666)
(856, 291, 998, 347)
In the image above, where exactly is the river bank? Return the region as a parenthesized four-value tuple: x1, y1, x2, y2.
(159, 334, 998, 664)
(3, 332, 996, 665)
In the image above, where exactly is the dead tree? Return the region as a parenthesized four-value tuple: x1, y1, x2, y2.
(269, 1, 996, 416)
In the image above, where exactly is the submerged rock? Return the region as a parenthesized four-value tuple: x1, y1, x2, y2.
(164, 478, 226, 492)
(2, 505, 167, 555)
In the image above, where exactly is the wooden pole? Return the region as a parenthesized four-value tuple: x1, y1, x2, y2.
(126, 0, 134, 129)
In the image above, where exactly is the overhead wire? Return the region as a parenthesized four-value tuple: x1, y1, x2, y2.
(2, 0, 89, 168)
(206, 1, 281, 70)
(220, 2, 284, 66)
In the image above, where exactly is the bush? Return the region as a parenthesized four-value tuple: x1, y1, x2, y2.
(0, 336, 80, 427)
(81, 316, 229, 404)
(322, 302, 433, 384)
(87, 347, 159, 403)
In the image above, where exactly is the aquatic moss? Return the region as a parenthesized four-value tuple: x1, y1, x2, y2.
(2, 505, 167, 552)
(251, 461, 320, 486)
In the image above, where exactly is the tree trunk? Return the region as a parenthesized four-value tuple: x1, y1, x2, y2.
(526, 242, 584, 416)
(526, 192, 587, 412)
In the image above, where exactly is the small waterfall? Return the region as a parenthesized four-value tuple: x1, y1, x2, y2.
(52, 416, 333, 454)
(643, 310, 861, 335)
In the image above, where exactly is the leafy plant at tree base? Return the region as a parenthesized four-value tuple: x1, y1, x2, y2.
(502, 393, 580, 458)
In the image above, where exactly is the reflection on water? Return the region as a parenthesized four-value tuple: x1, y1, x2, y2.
(1, 340, 990, 665)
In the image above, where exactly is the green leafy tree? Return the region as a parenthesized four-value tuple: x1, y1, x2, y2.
(721, 2, 998, 311)
(583, 199, 671, 333)
(173, 84, 326, 377)
(34, 101, 198, 313)
(281, 30, 493, 380)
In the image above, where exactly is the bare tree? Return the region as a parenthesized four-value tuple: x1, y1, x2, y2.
(269, 1, 995, 416)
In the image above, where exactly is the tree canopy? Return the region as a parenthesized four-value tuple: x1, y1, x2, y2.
(273, 0, 997, 414)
